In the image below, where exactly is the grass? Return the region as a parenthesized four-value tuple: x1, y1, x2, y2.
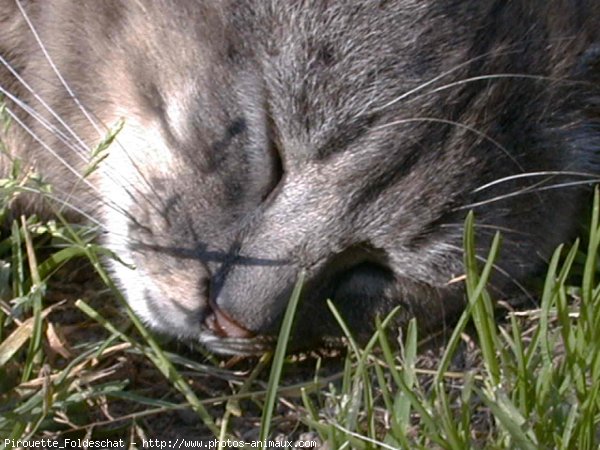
(1, 151, 600, 447)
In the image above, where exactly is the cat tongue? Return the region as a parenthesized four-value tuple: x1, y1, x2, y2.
(205, 303, 253, 338)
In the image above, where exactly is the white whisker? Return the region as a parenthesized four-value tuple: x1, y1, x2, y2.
(458, 179, 600, 211)
(473, 170, 600, 193)
(15, 0, 103, 137)
(16, 186, 104, 229)
(440, 222, 533, 237)
(4, 106, 88, 187)
(374, 116, 524, 172)
(446, 244, 535, 302)
(2, 105, 139, 222)
(371, 53, 498, 113)
(411, 73, 589, 105)
(0, 53, 91, 158)
(0, 82, 88, 161)
(17, 186, 154, 245)
(0, 80, 165, 220)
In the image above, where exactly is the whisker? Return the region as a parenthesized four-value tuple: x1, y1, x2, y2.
(473, 170, 600, 193)
(18, 186, 155, 246)
(16, 185, 105, 230)
(445, 244, 535, 303)
(4, 7, 188, 221)
(15, 0, 104, 137)
(0, 54, 91, 159)
(440, 222, 533, 237)
(408, 73, 592, 107)
(458, 179, 600, 211)
(105, 141, 169, 217)
(2, 7, 163, 216)
(374, 116, 524, 172)
(4, 106, 89, 188)
(369, 33, 585, 119)
(370, 52, 507, 113)
(1, 81, 166, 221)
(367, 44, 554, 116)
(0, 82, 89, 161)
(2, 104, 139, 222)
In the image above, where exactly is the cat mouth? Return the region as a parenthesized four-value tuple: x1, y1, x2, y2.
(204, 300, 254, 339)
(198, 330, 274, 355)
(201, 300, 270, 355)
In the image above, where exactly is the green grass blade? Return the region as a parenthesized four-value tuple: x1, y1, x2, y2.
(463, 212, 502, 384)
(259, 270, 305, 441)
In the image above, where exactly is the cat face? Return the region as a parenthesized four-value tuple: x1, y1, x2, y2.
(2, 0, 599, 353)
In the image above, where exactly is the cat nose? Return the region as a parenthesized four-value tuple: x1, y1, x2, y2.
(206, 254, 299, 337)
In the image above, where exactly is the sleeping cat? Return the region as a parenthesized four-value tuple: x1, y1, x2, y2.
(1, 0, 599, 354)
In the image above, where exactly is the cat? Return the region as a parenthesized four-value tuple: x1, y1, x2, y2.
(1, 0, 599, 354)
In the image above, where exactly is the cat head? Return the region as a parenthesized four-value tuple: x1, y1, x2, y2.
(3, 0, 599, 353)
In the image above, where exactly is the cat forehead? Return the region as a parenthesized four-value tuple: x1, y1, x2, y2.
(115, 1, 456, 159)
